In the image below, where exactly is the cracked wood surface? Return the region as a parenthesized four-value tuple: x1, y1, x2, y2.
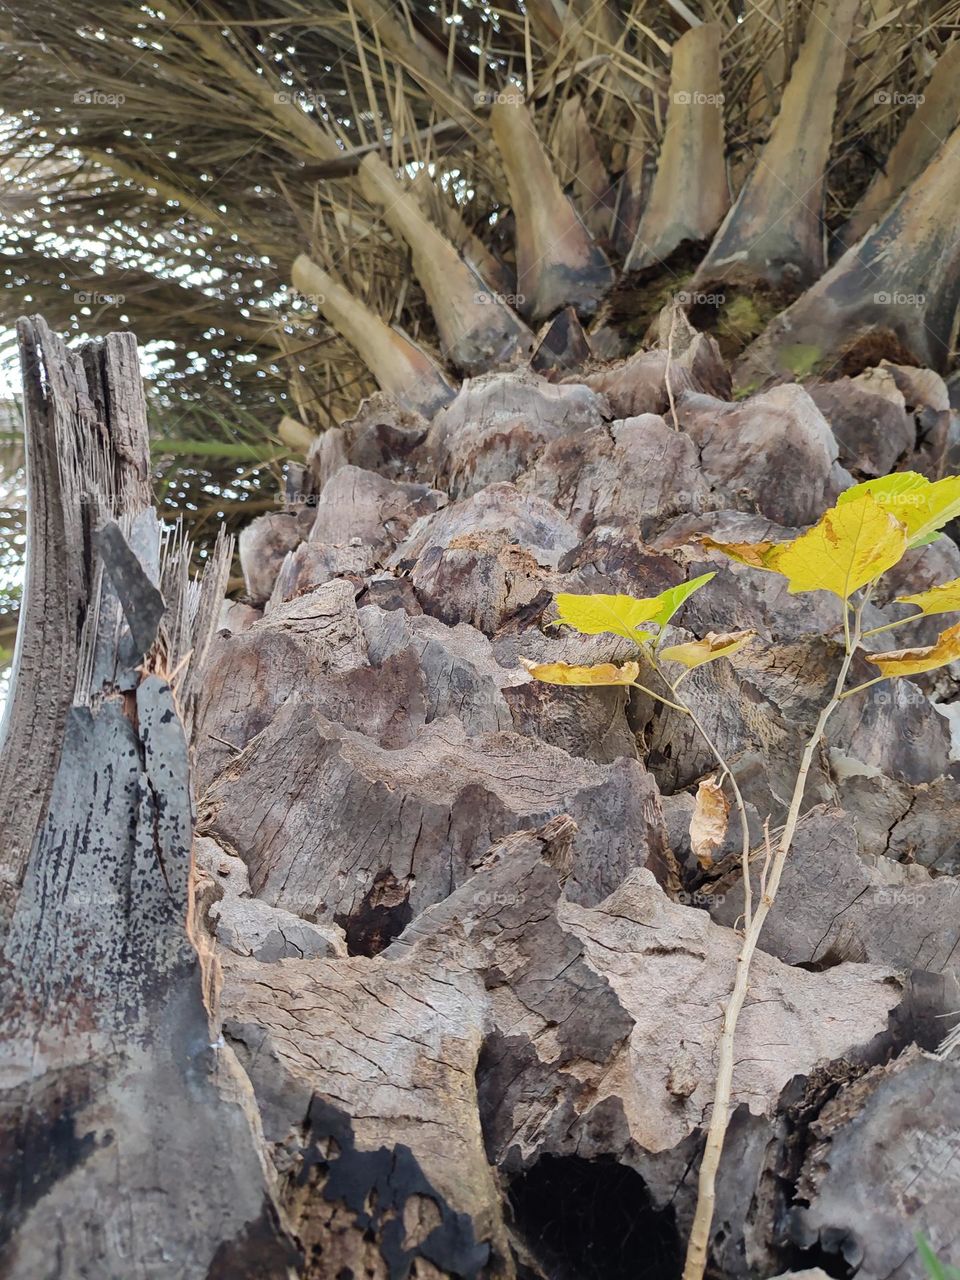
(210, 350, 959, 1278)
(6, 319, 960, 1280)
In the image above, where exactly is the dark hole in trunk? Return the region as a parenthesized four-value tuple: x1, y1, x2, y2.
(508, 1154, 682, 1280)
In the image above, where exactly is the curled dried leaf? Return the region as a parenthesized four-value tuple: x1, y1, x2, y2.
(660, 629, 754, 669)
(689, 776, 729, 869)
(519, 658, 641, 686)
(700, 536, 777, 568)
(866, 620, 960, 677)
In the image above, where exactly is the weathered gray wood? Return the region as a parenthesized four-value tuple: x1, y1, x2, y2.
(198, 699, 675, 951)
(790, 1048, 960, 1277)
(0, 320, 294, 1279)
(710, 807, 960, 979)
(11, 314, 960, 1278)
(519, 414, 714, 538)
(0, 321, 151, 924)
(425, 370, 608, 497)
(676, 384, 849, 525)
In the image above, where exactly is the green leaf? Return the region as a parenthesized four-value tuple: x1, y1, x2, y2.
(150, 438, 287, 461)
(648, 572, 716, 628)
(553, 574, 715, 643)
(916, 1235, 960, 1280)
(839, 472, 960, 547)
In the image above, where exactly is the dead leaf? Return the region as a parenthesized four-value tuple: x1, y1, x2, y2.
(660, 629, 754, 669)
(866, 620, 960, 678)
(689, 777, 729, 869)
(519, 658, 641, 686)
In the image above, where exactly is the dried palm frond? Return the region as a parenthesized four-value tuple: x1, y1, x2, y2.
(1, 0, 958, 604)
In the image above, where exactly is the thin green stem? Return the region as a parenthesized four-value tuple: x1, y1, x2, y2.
(861, 612, 920, 638)
(682, 595, 867, 1280)
(839, 674, 888, 700)
(626, 681, 689, 715)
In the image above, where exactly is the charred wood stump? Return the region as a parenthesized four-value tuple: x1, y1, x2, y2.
(0, 319, 298, 1278)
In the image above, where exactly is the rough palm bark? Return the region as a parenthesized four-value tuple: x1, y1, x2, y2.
(209, 311, 960, 1278)
(6, 316, 960, 1280)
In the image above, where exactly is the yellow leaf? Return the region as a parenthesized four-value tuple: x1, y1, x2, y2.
(895, 576, 960, 618)
(867, 620, 960, 678)
(768, 492, 907, 598)
(660, 630, 754, 669)
(553, 574, 715, 643)
(553, 593, 662, 643)
(839, 472, 960, 547)
(519, 658, 641, 686)
(689, 777, 729, 869)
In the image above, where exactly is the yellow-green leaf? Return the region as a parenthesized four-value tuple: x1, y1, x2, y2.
(553, 574, 715, 642)
(553, 593, 660, 642)
(867, 620, 960, 677)
(647, 572, 716, 629)
(520, 658, 640, 686)
(660, 629, 754, 669)
(703, 495, 908, 595)
(768, 492, 907, 598)
(894, 577, 960, 618)
(839, 472, 960, 547)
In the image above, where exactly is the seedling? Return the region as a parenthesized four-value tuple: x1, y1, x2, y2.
(917, 1234, 960, 1280)
(524, 471, 960, 1280)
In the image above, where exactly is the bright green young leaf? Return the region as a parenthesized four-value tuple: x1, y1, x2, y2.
(839, 472, 960, 547)
(553, 574, 715, 643)
(839, 471, 928, 508)
(867, 620, 960, 677)
(895, 576, 960, 618)
(916, 1234, 960, 1280)
(647, 572, 716, 629)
